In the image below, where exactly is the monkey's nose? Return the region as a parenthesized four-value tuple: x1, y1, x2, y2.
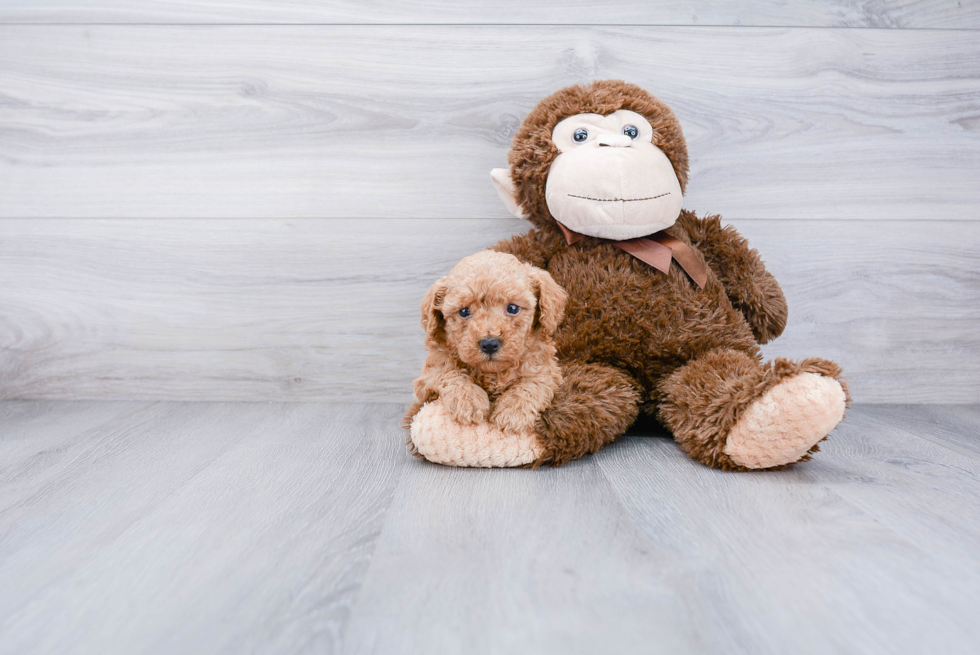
(479, 337, 501, 355)
(597, 134, 633, 147)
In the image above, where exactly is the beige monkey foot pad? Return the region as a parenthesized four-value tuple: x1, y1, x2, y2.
(724, 372, 847, 469)
(410, 401, 544, 468)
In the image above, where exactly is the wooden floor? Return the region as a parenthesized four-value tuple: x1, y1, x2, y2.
(1, 402, 978, 654)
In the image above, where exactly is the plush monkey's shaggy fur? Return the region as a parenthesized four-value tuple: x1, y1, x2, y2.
(487, 80, 849, 470)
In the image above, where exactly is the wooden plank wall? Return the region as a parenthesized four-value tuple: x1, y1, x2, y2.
(1, 1, 977, 27)
(0, 2, 978, 403)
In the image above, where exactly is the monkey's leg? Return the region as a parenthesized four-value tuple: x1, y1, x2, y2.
(657, 349, 849, 471)
(534, 362, 641, 466)
(405, 362, 639, 468)
(408, 400, 544, 467)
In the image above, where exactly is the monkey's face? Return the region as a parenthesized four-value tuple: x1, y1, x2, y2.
(544, 110, 683, 240)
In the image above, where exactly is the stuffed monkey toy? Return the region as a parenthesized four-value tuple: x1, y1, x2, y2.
(409, 80, 848, 470)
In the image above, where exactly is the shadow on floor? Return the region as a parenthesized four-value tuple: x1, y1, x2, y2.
(624, 413, 673, 438)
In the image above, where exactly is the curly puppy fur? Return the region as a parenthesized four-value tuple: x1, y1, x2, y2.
(489, 80, 848, 469)
(403, 250, 568, 442)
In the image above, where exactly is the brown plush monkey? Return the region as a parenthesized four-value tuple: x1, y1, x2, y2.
(409, 80, 848, 470)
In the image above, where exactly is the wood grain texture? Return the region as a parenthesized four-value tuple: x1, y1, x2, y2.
(742, 220, 980, 404)
(0, 218, 976, 403)
(0, 401, 405, 655)
(856, 404, 980, 457)
(0, 217, 513, 402)
(0, 0, 975, 27)
(1, 26, 978, 220)
(0, 401, 151, 488)
(7, 402, 975, 653)
(595, 406, 980, 655)
(817, 409, 980, 564)
(341, 447, 689, 654)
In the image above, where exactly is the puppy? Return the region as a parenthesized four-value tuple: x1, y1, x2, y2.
(404, 250, 567, 434)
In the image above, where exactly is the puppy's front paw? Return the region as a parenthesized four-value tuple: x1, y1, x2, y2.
(443, 384, 491, 425)
(491, 396, 538, 433)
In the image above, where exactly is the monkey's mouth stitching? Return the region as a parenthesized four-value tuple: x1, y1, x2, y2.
(568, 192, 671, 202)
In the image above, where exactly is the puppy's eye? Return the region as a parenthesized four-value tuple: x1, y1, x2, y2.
(573, 128, 589, 143)
(506, 304, 520, 315)
(458, 307, 471, 318)
(623, 125, 639, 139)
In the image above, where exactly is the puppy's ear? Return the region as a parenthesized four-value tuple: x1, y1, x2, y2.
(421, 276, 449, 345)
(527, 266, 567, 336)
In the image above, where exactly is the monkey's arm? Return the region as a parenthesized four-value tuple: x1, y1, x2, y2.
(490, 227, 563, 270)
(678, 211, 787, 344)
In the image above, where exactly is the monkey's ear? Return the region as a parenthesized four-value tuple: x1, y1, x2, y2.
(491, 168, 525, 219)
(527, 266, 567, 336)
(420, 276, 449, 345)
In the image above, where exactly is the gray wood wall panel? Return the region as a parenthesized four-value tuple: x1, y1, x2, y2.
(0, 0, 975, 28)
(1, 218, 976, 404)
(2, 26, 978, 220)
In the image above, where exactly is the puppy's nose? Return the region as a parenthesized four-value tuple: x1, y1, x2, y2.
(479, 337, 501, 356)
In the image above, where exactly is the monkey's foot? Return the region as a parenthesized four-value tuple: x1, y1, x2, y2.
(409, 401, 544, 467)
(723, 373, 847, 469)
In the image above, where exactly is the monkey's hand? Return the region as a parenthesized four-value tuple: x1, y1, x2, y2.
(441, 381, 491, 425)
(491, 389, 541, 433)
(679, 211, 787, 344)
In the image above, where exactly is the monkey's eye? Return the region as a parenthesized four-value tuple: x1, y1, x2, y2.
(458, 307, 471, 318)
(572, 128, 589, 143)
(623, 125, 639, 139)
(506, 304, 520, 316)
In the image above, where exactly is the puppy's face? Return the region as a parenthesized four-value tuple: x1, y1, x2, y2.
(422, 250, 566, 374)
(442, 287, 536, 373)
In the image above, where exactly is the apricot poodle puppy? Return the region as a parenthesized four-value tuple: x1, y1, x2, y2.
(404, 250, 567, 434)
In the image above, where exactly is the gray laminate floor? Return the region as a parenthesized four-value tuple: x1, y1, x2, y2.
(1, 402, 978, 655)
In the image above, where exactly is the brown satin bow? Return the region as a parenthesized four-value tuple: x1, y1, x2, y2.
(555, 222, 709, 289)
